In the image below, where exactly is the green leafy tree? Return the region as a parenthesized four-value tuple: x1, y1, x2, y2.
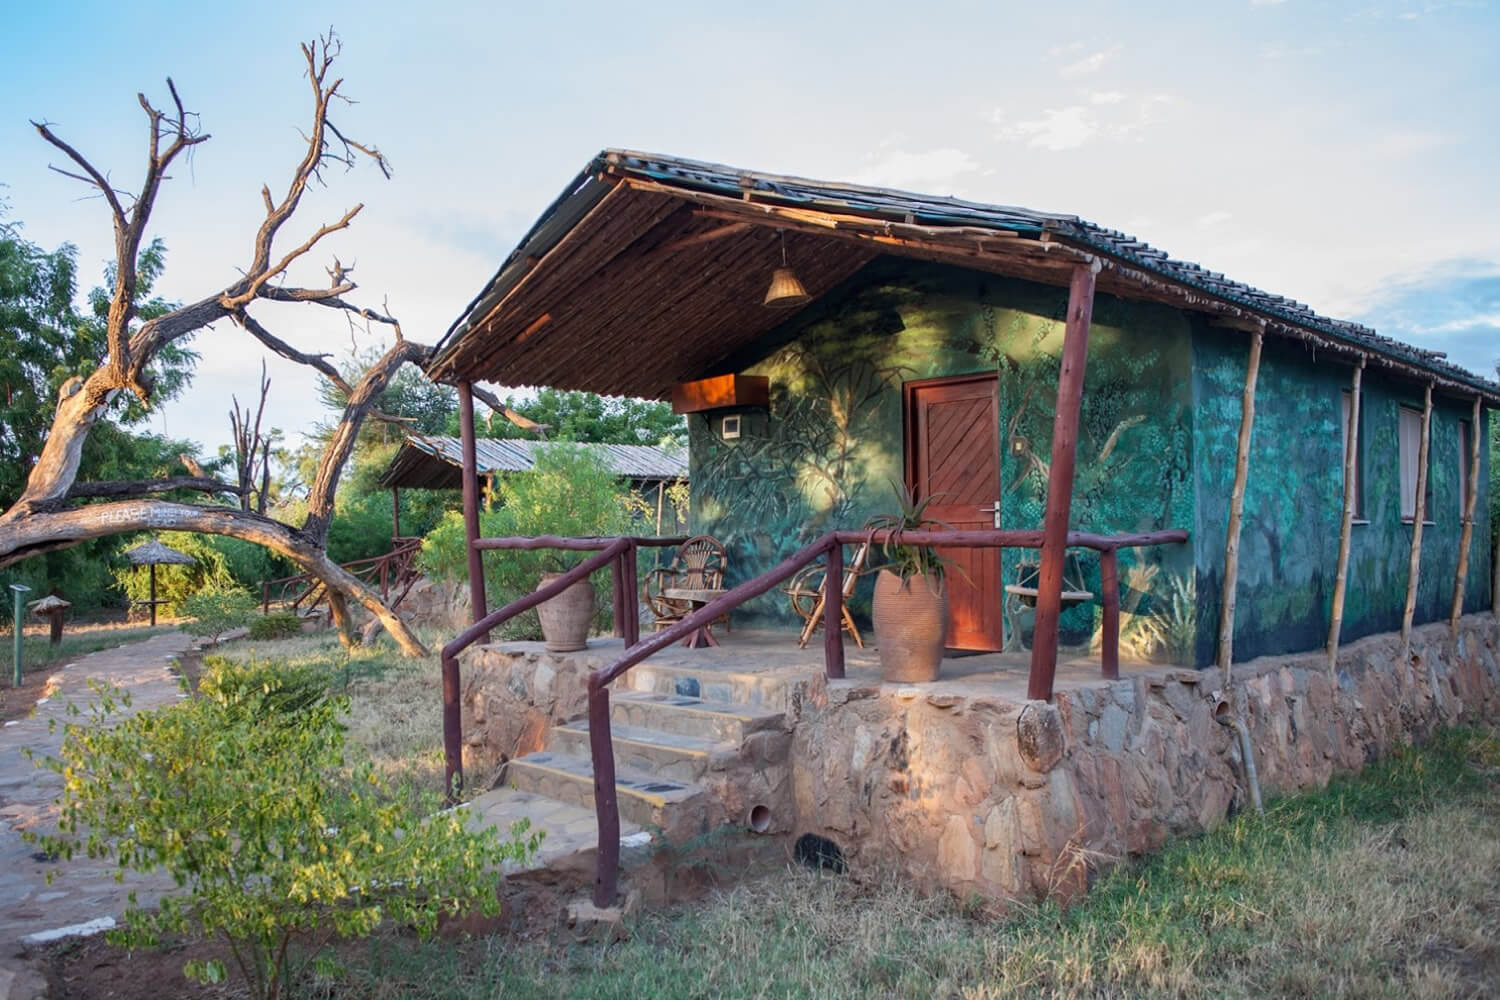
(420, 444, 636, 637)
(31, 657, 537, 1000)
(472, 387, 686, 446)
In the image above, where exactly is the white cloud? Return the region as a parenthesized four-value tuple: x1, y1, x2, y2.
(1197, 210, 1234, 227)
(995, 107, 1098, 151)
(992, 93, 1181, 151)
(850, 148, 980, 190)
(1370, 130, 1451, 156)
(1059, 46, 1121, 78)
(1251, 0, 1289, 7)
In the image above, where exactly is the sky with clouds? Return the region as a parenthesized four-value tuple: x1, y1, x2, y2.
(2, 0, 1496, 456)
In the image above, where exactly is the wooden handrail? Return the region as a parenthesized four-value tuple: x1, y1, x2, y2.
(440, 538, 631, 801)
(438, 525, 1191, 909)
(588, 534, 838, 692)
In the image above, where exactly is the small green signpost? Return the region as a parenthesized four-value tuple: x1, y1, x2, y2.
(10, 584, 29, 687)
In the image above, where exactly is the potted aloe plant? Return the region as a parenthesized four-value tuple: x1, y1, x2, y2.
(865, 485, 949, 682)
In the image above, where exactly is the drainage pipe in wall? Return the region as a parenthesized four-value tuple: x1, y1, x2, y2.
(1214, 699, 1264, 816)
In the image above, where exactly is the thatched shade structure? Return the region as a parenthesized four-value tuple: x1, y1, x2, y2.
(123, 539, 197, 626)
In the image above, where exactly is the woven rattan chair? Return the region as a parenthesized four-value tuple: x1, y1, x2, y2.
(782, 540, 871, 648)
(644, 536, 730, 631)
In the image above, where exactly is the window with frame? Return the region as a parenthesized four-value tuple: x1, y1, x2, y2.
(1339, 390, 1366, 520)
(1398, 406, 1433, 522)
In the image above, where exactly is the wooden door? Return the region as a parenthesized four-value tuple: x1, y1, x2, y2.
(906, 374, 1004, 651)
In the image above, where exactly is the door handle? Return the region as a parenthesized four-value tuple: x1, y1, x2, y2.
(978, 501, 1000, 529)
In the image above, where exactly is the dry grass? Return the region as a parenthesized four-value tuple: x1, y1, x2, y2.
(210, 627, 448, 790)
(321, 728, 1500, 1000)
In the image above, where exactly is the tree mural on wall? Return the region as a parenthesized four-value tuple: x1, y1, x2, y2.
(692, 264, 1195, 631)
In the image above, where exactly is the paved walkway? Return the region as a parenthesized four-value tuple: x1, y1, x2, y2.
(0, 630, 194, 988)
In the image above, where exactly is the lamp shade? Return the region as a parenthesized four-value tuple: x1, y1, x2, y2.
(763, 266, 811, 308)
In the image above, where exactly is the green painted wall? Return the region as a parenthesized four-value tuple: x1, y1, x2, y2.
(689, 261, 1196, 647)
(1192, 333, 1493, 665)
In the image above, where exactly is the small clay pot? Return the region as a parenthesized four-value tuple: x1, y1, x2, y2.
(535, 573, 595, 652)
(871, 569, 948, 682)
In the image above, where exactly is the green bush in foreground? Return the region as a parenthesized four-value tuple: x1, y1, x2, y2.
(179, 586, 257, 643)
(248, 611, 304, 641)
(30, 658, 540, 1000)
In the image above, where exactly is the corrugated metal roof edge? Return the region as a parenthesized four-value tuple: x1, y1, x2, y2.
(431, 149, 1500, 402)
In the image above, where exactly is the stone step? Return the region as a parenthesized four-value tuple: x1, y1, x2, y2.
(614, 661, 807, 713)
(503, 751, 708, 840)
(457, 786, 651, 875)
(607, 690, 785, 744)
(549, 720, 737, 783)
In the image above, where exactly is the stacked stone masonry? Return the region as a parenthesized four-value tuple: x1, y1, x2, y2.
(462, 614, 1499, 905)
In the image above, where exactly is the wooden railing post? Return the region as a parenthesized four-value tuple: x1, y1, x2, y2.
(611, 553, 626, 639)
(823, 540, 845, 679)
(442, 651, 463, 804)
(457, 381, 489, 642)
(1029, 261, 1098, 702)
(262, 580, 270, 615)
(623, 543, 640, 647)
(589, 685, 620, 908)
(1099, 548, 1120, 680)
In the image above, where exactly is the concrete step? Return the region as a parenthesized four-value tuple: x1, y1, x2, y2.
(549, 720, 737, 783)
(608, 690, 785, 744)
(615, 660, 807, 713)
(503, 751, 708, 840)
(457, 786, 650, 875)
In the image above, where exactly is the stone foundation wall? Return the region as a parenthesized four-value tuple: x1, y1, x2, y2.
(790, 614, 1500, 904)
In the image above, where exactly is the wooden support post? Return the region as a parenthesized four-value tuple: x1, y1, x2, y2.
(1327, 358, 1365, 673)
(823, 540, 845, 679)
(589, 686, 621, 908)
(1399, 382, 1434, 665)
(1212, 329, 1260, 689)
(655, 481, 665, 536)
(149, 564, 158, 627)
(457, 382, 489, 640)
(1450, 395, 1483, 631)
(391, 486, 401, 539)
(611, 553, 627, 638)
(1099, 548, 1120, 680)
(623, 544, 640, 647)
(1028, 261, 1098, 702)
(1217, 328, 1263, 684)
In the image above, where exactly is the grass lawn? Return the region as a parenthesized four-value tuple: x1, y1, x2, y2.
(308, 727, 1500, 1000)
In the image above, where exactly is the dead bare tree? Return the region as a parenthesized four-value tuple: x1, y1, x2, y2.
(230, 362, 274, 514)
(0, 33, 435, 656)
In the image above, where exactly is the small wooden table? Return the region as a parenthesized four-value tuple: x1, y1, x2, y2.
(663, 587, 726, 648)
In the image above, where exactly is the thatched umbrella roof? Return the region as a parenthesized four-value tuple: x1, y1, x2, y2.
(122, 539, 197, 567)
(29, 594, 72, 614)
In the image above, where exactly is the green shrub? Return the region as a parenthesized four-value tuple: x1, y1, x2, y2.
(180, 587, 257, 643)
(419, 444, 637, 639)
(30, 662, 540, 1000)
(247, 611, 304, 641)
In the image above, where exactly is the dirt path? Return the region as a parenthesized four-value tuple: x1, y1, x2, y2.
(0, 631, 195, 995)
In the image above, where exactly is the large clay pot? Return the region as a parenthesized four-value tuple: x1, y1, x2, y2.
(536, 574, 595, 652)
(871, 569, 948, 682)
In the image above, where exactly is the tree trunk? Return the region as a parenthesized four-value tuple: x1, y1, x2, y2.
(0, 500, 428, 657)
